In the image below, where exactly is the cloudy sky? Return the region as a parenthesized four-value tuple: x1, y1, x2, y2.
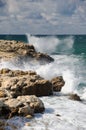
(0, 0, 86, 34)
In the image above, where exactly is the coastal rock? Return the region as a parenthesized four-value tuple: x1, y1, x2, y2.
(0, 40, 54, 64)
(0, 69, 53, 97)
(17, 95, 45, 113)
(0, 95, 45, 119)
(69, 94, 81, 101)
(0, 90, 7, 98)
(51, 76, 65, 92)
(0, 120, 6, 130)
(0, 119, 20, 130)
(0, 100, 10, 118)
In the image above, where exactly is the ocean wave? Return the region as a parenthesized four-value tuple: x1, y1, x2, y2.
(27, 34, 74, 54)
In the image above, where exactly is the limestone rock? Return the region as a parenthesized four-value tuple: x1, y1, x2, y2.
(0, 69, 53, 97)
(4, 98, 34, 118)
(0, 40, 54, 64)
(51, 76, 65, 92)
(0, 95, 45, 119)
(17, 95, 45, 113)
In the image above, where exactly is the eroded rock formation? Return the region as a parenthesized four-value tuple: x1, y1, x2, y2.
(0, 95, 44, 119)
(0, 68, 53, 97)
(51, 76, 65, 92)
(0, 40, 54, 64)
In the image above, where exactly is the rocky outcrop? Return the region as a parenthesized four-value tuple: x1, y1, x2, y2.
(69, 94, 81, 101)
(0, 68, 46, 120)
(0, 40, 54, 64)
(0, 68, 53, 97)
(0, 95, 45, 119)
(51, 76, 65, 92)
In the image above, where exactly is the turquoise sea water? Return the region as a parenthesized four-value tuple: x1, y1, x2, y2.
(0, 34, 86, 55)
(0, 34, 28, 43)
(0, 34, 86, 130)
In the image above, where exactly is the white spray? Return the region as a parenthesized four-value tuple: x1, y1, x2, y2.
(27, 34, 74, 54)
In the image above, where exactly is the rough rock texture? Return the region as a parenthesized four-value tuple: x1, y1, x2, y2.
(0, 68, 53, 97)
(51, 76, 65, 92)
(69, 94, 81, 101)
(0, 120, 6, 130)
(0, 40, 54, 64)
(17, 95, 44, 113)
(0, 95, 45, 119)
(0, 100, 10, 119)
(0, 120, 18, 130)
(0, 95, 45, 129)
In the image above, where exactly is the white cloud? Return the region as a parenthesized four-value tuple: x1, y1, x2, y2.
(0, 0, 86, 34)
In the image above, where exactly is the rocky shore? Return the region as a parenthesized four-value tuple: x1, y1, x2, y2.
(0, 40, 54, 64)
(0, 40, 65, 129)
(0, 68, 65, 119)
(0, 40, 81, 130)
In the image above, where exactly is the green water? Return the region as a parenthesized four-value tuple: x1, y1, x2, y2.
(0, 34, 28, 43)
(0, 34, 86, 55)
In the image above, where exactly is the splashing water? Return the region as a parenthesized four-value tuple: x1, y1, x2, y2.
(27, 35, 74, 54)
(0, 35, 86, 130)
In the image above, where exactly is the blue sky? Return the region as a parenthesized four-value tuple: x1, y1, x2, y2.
(0, 0, 86, 34)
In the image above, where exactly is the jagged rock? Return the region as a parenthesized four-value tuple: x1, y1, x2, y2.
(0, 40, 54, 64)
(69, 94, 81, 101)
(4, 98, 34, 118)
(51, 76, 65, 92)
(0, 95, 45, 119)
(0, 69, 53, 97)
(17, 95, 45, 113)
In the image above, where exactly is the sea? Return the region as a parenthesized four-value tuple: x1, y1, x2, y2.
(0, 34, 86, 130)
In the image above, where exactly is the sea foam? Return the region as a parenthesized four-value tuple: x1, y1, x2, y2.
(27, 35, 74, 54)
(0, 35, 86, 130)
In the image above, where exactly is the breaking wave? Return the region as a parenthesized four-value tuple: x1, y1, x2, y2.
(27, 35, 74, 54)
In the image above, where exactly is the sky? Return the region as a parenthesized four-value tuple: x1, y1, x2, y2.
(0, 0, 86, 34)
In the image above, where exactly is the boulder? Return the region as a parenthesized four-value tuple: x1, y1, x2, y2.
(0, 69, 53, 97)
(17, 95, 45, 113)
(69, 94, 81, 101)
(51, 76, 65, 92)
(0, 40, 54, 64)
(0, 95, 45, 119)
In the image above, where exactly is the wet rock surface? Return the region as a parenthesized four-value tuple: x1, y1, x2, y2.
(51, 76, 65, 92)
(0, 40, 66, 130)
(0, 95, 45, 119)
(0, 68, 51, 119)
(0, 68, 53, 97)
(69, 94, 81, 101)
(0, 40, 54, 64)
